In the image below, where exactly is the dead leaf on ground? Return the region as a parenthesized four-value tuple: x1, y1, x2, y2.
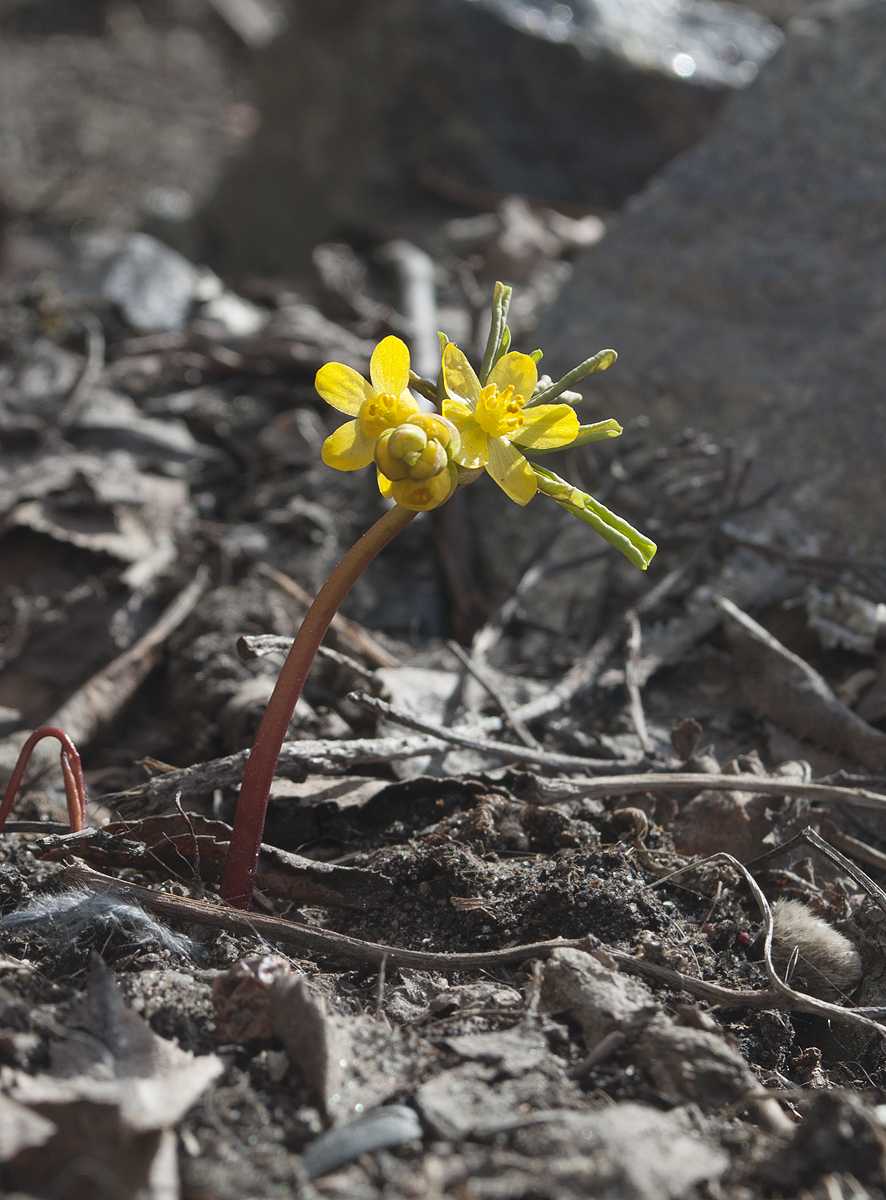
(3, 957, 222, 1200)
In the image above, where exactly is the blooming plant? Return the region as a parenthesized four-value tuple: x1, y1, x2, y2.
(215, 282, 657, 906)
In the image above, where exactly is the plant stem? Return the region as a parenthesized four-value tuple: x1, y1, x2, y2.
(219, 505, 416, 907)
(0, 727, 87, 834)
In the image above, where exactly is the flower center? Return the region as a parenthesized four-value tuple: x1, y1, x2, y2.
(360, 392, 416, 438)
(474, 383, 525, 439)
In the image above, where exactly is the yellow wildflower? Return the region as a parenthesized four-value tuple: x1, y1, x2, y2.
(317, 336, 460, 512)
(318, 336, 421, 472)
(441, 343, 579, 505)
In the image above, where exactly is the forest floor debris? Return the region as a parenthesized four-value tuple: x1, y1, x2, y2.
(5, 212, 886, 1199)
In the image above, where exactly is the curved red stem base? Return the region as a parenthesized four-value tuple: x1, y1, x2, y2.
(0, 727, 87, 834)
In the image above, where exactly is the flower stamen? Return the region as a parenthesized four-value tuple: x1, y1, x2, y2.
(475, 383, 526, 439)
(360, 392, 416, 437)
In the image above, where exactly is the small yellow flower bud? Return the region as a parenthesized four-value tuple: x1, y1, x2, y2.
(410, 413, 461, 460)
(375, 414, 461, 488)
(386, 423, 428, 466)
(378, 461, 459, 511)
(409, 439, 449, 480)
(374, 429, 411, 481)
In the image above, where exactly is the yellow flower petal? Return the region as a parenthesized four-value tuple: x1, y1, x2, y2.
(376, 471, 394, 499)
(369, 336, 410, 398)
(315, 362, 373, 415)
(322, 420, 376, 471)
(512, 404, 580, 450)
(442, 343, 480, 410)
(488, 351, 537, 403)
(486, 437, 537, 506)
(443, 400, 489, 468)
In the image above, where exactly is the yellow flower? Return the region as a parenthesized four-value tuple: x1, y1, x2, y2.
(317, 336, 420, 471)
(441, 343, 579, 505)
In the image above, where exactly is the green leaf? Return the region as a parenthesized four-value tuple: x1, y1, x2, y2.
(529, 349, 543, 364)
(557, 500, 656, 570)
(528, 418, 623, 455)
(491, 323, 512, 372)
(479, 282, 513, 385)
(531, 464, 656, 569)
(528, 348, 617, 405)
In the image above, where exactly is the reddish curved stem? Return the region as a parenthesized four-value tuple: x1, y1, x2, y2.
(0, 726, 87, 834)
(219, 505, 416, 908)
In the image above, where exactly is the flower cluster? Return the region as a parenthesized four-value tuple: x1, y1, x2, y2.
(316, 283, 656, 569)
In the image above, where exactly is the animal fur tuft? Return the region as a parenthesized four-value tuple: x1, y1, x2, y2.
(771, 897, 861, 999)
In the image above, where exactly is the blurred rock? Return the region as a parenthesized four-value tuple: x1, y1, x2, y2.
(103, 233, 206, 333)
(479, 0, 780, 87)
(0, 0, 779, 278)
(203, 0, 777, 273)
(536, 0, 886, 552)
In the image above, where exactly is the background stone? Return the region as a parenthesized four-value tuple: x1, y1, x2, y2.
(535, 0, 886, 552)
(201, 0, 751, 273)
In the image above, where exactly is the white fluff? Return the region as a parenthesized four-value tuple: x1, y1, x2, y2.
(0, 886, 201, 961)
(771, 897, 862, 998)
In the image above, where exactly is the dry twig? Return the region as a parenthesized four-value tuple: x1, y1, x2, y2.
(257, 562, 399, 667)
(107, 733, 450, 813)
(60, 863, 885, 1032)
(350, 691, 643, 772)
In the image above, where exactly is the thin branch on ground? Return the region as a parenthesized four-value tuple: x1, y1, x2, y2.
(521, 770, 886, 812)
(61, 862, 885, 1031)
(625, 616, 655, 755)
(107, 733, 450, 814)
(349, 692, 644, 772)
(446, 639, 541, 749)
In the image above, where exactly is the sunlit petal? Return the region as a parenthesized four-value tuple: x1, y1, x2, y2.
(442, 343, 480, 410)
(443, 401, 489, 468)
(376, 471, 394, 499)
(512, 404, 580, 449)
(487, 437, 537, 506)
(488, 351, 537, 402)
(322, 421, 376, 471)
(370, 336, 410, 397)
(315, 362, 373, 415)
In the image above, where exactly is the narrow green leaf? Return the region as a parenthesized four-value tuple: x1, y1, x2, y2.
(532, 464, 656, 569)
(529, 349, 543, 364)
(479, 282, 512, 384)
(528, 348, 617, 405)
(557, 500, 656, 569)
(491, 323, 512, 371)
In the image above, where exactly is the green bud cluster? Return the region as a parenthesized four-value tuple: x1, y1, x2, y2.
(374, 412, 462, 512)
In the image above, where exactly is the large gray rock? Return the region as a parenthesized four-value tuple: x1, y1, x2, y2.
(536, 0, 886, 552)
(202, 0, 777, 273)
